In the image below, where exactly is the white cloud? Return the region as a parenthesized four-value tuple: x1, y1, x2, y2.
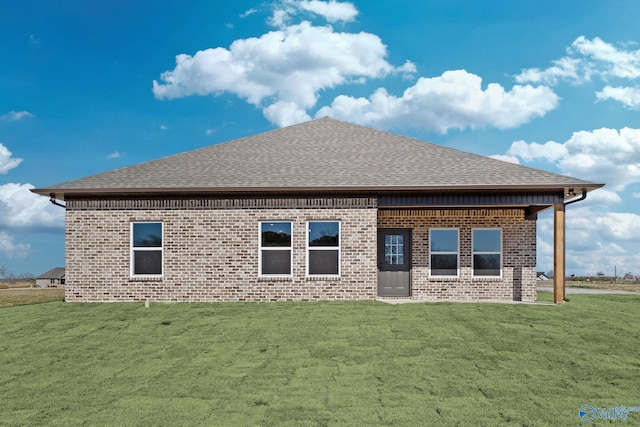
(596, 85, 640, 109)
(537, 208, 640, 275)
(107, 151, 121, 159)
(0, 143, 23, 174)
(507, 140, 568, 162)
(1, 110, 34, 121)
(159, 124, 168, 130)
(298, 1, 358, 23)
(268, 0, 357, 27)
(0, 183, 65, 230)
(571, 36, 640, 80)
(0, 231, 30, 259)
(515, 36, 640, 110)
(488, 154, 520, 164)
(240, 8, 258, 18)
(515, 57, 583, 85)
(264, 101, 312, 127)
(153, 21, 405, 127)
(317, 70, 559, 133)
(506, 127, 640, 191)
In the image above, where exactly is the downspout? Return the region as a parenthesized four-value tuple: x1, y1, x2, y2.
(564, 189, 587, 207)
(560, 189, 588, 302)
(49, 193, 66, 208)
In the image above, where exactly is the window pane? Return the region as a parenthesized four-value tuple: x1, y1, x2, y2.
(309, 250, 339, 275)
(261, 222, 292, 247)
(473, 229, 500, 252)
(474, 254, 501, 276)
(133, 223, 162, 247)
(431, 254, 457, 276)
(383, 234, 405, 265)
(309, 222, 339, 247)
(134, 250, 162, 275)
(431, 230, 458, 252)
(261, 250, 291, 275)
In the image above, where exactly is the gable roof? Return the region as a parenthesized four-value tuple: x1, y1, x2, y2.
(37, 267, 65, 280)
(33, 117, 602, 200)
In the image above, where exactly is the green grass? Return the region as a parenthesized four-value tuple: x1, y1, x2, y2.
(1, 294, 639, 426)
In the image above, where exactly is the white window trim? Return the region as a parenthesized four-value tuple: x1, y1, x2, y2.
(306, 220, 341, 278)
(259, 221, 293, 278)
(472, 228, 502, 278)
(429, 228, 459, 278)
(130, 221, 164, 278)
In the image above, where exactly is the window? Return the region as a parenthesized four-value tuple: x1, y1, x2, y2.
(131, 222, 163, 276)
(430, 229, 459, 277)
(472, 229, 502, 277)
(307, 221, 340, 276)
(384, 234, 405, 265)
(260, 222, 292, 276)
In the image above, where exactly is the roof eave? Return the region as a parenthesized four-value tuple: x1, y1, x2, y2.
(34, 183, 604, 201)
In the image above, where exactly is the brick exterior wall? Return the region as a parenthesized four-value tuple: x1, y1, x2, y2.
(64, 198, 378, 302)
(64, 198, 536, 303)
(377, 209, 537, 302)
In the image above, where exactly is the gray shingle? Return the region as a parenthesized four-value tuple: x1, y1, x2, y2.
(34, 117, 602, 197)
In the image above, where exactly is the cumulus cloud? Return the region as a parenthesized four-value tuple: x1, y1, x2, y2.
(107, 151, 121, 159)
(596, 85, 640, 109)
(268, 0, 357, 26)
(153, 1, 561, 130)
(0, 143, 23, 174)
(507, 140, 568, 162)
(515, 57, 583, 85)
(0, 231, 30, 259)
(317, 70, 559, 133)
(1, 110, 34, 121)
(298, 0, 358, 23)
(571, 36, 640, 79)
(537, 207, 640, 274)
(515, 36, 640, 109)
(488, 154, 520, 164)
(153, 20, 405, 127)
(506, 127, 640, 191)
(0, 183, 65, 230)
(517, 36, 640, 85)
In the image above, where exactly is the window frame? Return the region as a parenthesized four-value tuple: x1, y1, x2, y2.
(259, 221, 293, 278)
(130, 221, 164, 278)
(429, 228, 459, 278)
(472, 228, 502, 278)
(306, 220, 341, 278)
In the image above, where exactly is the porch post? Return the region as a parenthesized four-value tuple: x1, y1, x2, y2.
(553, 203, 565, 304)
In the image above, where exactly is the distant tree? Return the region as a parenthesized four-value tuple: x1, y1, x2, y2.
(0, 265, 5, 279)
(546, 269, 554, 279)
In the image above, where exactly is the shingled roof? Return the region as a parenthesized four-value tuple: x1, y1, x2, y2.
(33, 117, 602, 200)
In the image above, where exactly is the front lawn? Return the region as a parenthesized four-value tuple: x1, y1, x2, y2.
(1, 295, 639, 426)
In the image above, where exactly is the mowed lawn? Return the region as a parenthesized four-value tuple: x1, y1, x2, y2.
(1, 295, 639, 426)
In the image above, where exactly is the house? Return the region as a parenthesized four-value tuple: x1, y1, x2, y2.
(536, 272, 551, 281)
(32, 118, 602, 303)
(35, 267, 65, 288)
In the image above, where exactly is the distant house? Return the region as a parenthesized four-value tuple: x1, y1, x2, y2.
(536, 272, 551, 281)
(35, 267, 65, 288)
(32, 118, 603, 303)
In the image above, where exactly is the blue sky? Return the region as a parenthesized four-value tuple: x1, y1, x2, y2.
(1, 0, 640, 277)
